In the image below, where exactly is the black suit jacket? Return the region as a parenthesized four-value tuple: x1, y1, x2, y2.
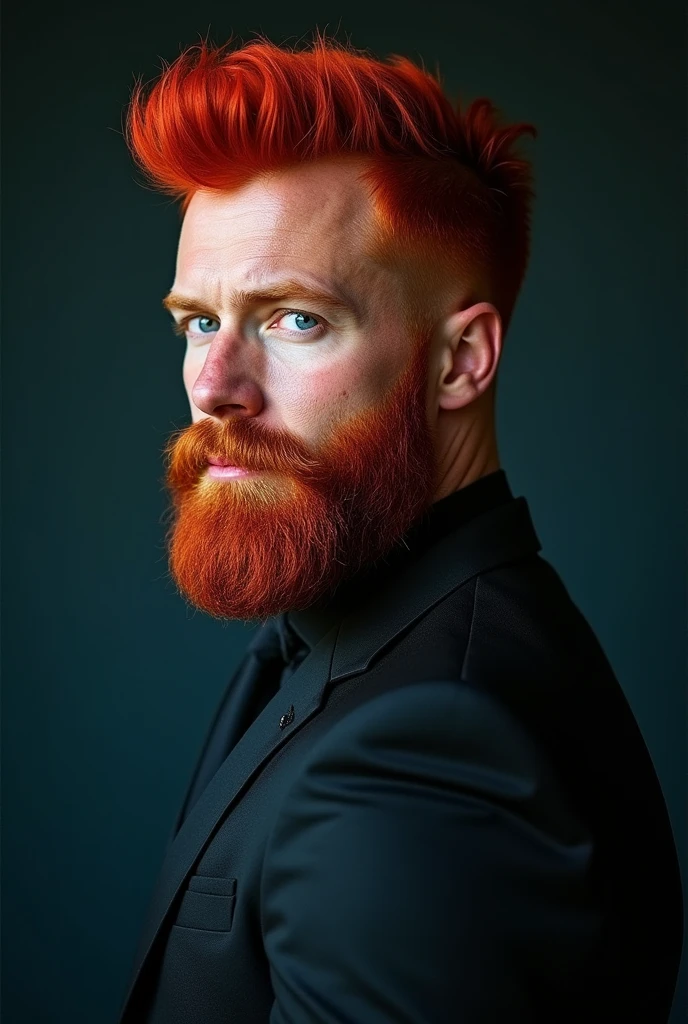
(118, 488, 684, 1023)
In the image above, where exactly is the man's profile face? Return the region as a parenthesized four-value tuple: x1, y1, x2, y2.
(162, 158, 440, 621)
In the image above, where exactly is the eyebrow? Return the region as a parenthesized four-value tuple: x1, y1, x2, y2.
(162, 280, 361, 323)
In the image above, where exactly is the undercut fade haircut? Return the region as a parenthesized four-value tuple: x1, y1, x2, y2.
(125, 29, 537, 336)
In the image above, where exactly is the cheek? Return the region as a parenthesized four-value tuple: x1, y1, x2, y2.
(182, 350, 195, 392)
(182, 353, 204, 421)
(274, 362, 377, 437)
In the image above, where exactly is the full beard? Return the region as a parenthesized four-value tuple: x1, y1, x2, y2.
(163, 330, 437, 622)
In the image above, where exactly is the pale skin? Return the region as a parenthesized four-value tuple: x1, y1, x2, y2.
(164, 158, 503, 502)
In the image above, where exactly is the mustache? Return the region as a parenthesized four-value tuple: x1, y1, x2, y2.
(163, 415, 326, 482)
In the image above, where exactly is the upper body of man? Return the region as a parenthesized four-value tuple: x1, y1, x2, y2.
(117, 31, 684, 1023)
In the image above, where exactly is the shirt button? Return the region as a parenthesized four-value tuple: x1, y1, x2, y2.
(279, 705, 295, 729)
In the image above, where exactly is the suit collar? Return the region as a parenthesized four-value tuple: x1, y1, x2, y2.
(287, 468, 515, 652)
(331, 493, 540, 680)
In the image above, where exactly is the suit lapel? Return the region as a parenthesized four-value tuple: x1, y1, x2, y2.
(121, 622, 341, 1017)
(332, 496, 541, 679)
(168, 624, 286, 843)
(120, 495, 541, 1018)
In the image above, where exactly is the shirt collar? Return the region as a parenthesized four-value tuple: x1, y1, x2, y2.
(283, 468, 514, 653)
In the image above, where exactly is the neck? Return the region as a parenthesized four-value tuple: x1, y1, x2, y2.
(431, 387, 500, 502)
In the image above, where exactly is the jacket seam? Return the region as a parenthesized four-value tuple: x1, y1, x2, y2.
(460, 574, 479, 680)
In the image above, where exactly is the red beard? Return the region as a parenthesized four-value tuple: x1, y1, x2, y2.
(163, 330, 437, 622)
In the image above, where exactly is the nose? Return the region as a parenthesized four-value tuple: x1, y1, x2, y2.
(190, 339, 264, 419)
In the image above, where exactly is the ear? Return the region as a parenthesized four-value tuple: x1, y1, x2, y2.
(434, 302, 502, 412)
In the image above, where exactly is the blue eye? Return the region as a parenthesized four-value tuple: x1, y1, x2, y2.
(190, 316, 219, 334)
(289, 312, 318, 330)
(276, 311, 320, 332)
(172, 309, 324, 341)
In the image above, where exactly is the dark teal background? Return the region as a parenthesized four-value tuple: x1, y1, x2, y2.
(3, 2, 686, 1021)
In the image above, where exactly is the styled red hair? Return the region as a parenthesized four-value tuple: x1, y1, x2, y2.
(125, 30, 537, 333)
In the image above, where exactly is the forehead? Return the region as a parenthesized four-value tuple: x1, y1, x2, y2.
(176, 158, 380, 292)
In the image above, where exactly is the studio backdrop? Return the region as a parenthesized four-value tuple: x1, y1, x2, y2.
(2, 1, 686, 1022)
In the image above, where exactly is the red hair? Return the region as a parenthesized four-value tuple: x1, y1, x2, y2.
(125, 30, 537, 333)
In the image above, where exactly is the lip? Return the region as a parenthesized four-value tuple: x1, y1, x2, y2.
(206, 460, 260, 480)
(207, 456, 236, 467)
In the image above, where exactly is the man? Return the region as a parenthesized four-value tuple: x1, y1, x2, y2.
(118, 32, 683, 1023)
